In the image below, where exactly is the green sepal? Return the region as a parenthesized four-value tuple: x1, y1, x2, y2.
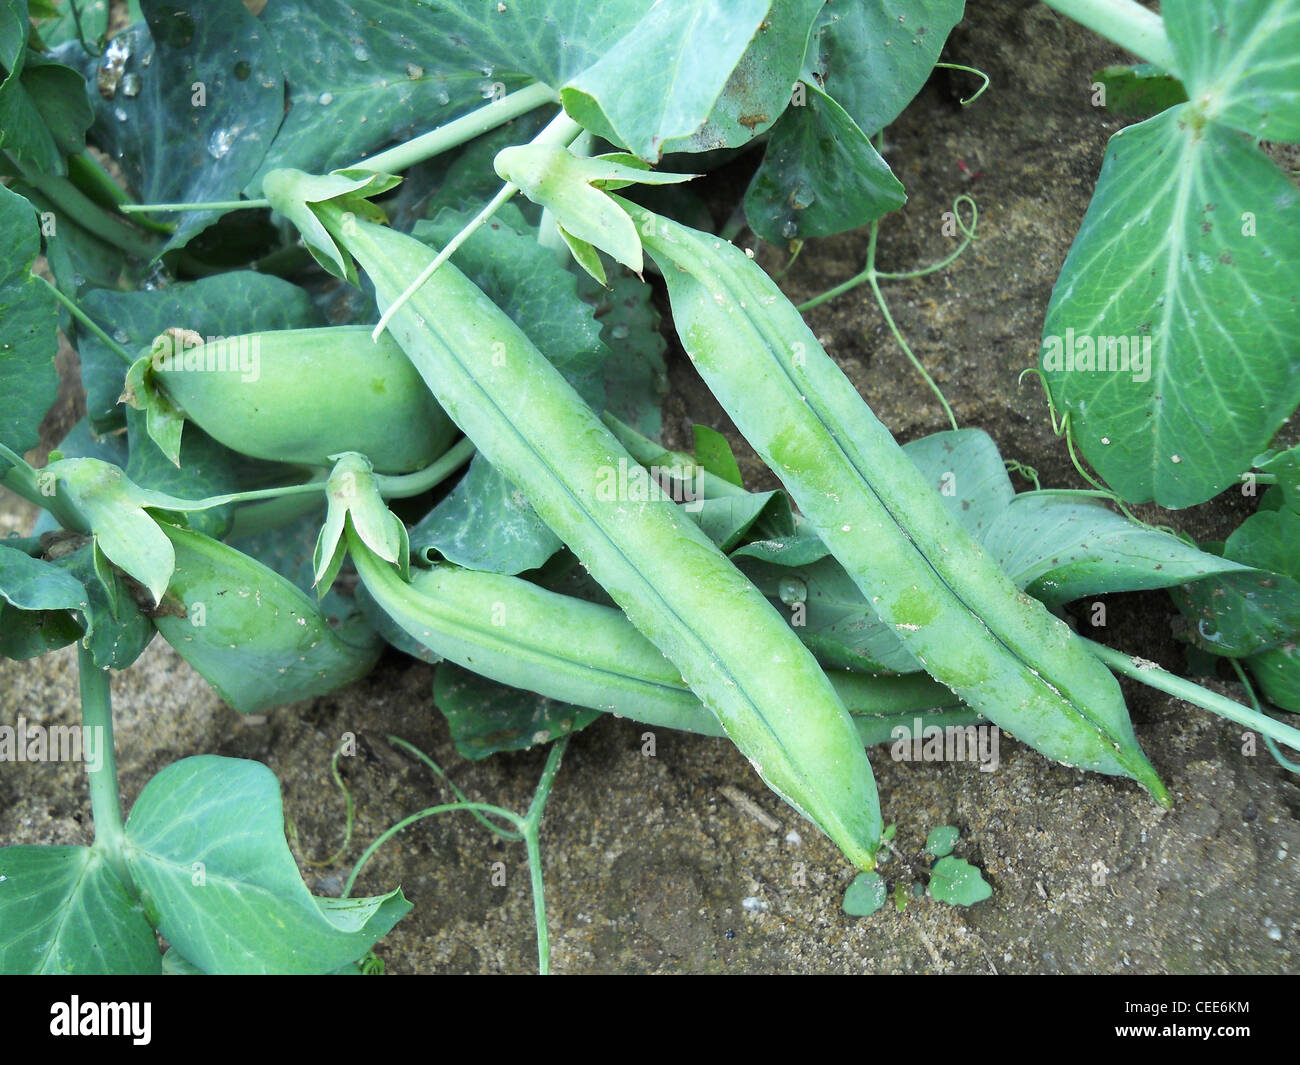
(313, 452, 408, 594)
(263, 167, 402, 284)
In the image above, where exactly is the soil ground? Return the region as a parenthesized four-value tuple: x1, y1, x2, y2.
(2, 1, 1297, 974)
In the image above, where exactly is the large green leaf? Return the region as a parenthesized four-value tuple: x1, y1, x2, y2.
(72, 0, 284, 250)
(123, 756, 409, 974)
(0, 1, 93, 175)
(561, 0, 771, 159)
(410, 454, 562, 575)
(744, 78, 905, 244)
(78, 270, 321, 430)
(0, 541, 88, 660)
(1040, 105, 1300, 507)
(0, 846, 160, 974)
(250, 0, 531, 187)
(153, 525, 381, 714)
(0, 183, 59, 458)
(435, 661, 600, 760)
(985, 494, 1250, 609)
(659, 0, 824, 153)
(1164, 0, 1300, 142)
(423, 0, 654, 86)
(803, 0, 965, 136)
(1173, 511, 1300, 657)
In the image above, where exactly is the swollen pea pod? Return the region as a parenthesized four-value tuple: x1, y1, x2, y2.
(132, 326, 458, 473)
(347, 527, 976, 746)
(632, 205, 1168, 802)
(298, 191, 882, 869)
(153, 524, 382, 713)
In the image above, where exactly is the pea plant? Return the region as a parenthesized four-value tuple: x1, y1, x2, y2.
(0, 0, 1296, 974)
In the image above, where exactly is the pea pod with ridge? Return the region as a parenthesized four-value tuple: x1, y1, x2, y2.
(631, 204, 1167, 803)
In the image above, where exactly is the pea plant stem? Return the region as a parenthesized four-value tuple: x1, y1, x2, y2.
(354, 81, 559, 174)
(1085, 639, 1300, 755)
(12, 162, 160, 260)
(371, 108, 583, 340)
(79, 646, 129, 880)
(38, 276, 136, 365)
(343, 735, 569, 975)
(1041, 0, 1177, 72)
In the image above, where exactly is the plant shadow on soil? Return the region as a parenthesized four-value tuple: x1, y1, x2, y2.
(1, 1, 1297, 973)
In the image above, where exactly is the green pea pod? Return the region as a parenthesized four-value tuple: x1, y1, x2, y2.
(348, 528, 972, 746)
(137, 326, 458, 473)
(309, 197, 882, 869)
(154, 524, 382, 713)
(632, 205, 1168, 803)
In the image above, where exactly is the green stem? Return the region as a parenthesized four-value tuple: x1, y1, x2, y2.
(66, 153, 174, 234)
(386, 736, 522, 839)
(79, 646, 129, 878)
(22, 167, 160, 260)
(342, 801, 526, 899)
(371, 108, 584, 340)
(521, 736, 568, 976)
(375, 437, 476, 497)
(354, 82, 560, 174)
(1040, 0, 1177, 72)
(37, 276, 136, 365)
(371, 180, 521, 340)
(1086, 639, 1300, 754)
(118, 199, 271, 214)
(866, 266, 958, 432)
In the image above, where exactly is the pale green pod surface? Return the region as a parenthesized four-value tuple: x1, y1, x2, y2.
(634, 206, 1167, 802)
(154, 524, 382, 713)
(150, 326, 457, 473)
(349, 530, 969, 745)
(324, 205, 882, 869)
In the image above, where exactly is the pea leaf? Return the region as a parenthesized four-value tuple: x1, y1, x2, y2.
(693, 424, 743, 488)
(1093, 63, 1189, 119)
(660, 0, 825, 153)
(925, 825, 959, 858)
(0, 1, 93, 175)
(575, 268, 668, 440)
(410, 454, 562, 575)
(1040, 105, 1300, 507)
(0, 846, 160, 974)
(984, 494, 1250, 609)
(0, 541, 88, 660)
(0, 184, 59, 459)
(803, 0, 966, 137)
(561, 0, 772, 160)
(434, 660, 600, 761)
(927, 856, 991, 906)
(153, 525, 382, 714)
(744, 78, 905, 244)
(1164, 0, 1300, 142)
(250, 0, 532, 188)
(66, 0, 284, 251)
(123, 756, 410, 974)
(842, 870, 887, 917)
(1173, 509, 1300, 662)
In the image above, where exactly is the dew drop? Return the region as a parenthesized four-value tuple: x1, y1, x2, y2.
(353, 44, 371, 62)
(405, 62, 424, 80)
(778, 576, 807, 606)
(207, 127, 236, 159)
(780, 219, 798, 240)
(318, 91, 334, 105)
(121, 72, 141, 97)
(113, 106, 128, 122)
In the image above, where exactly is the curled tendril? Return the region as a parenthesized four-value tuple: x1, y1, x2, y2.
(934, 62, 991, 106)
